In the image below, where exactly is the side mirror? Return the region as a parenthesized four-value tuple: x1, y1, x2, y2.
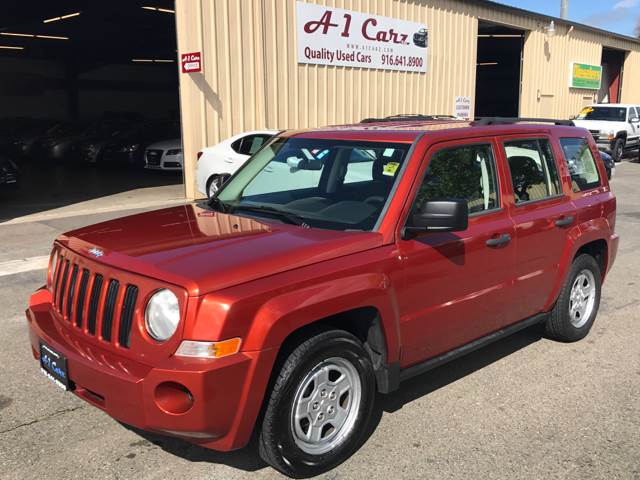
(630, 117, 640, 124)
(403, 199, 468, 239)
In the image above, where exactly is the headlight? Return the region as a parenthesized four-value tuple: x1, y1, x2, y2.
(166, 149, 182, 156)
(118, 144, 140, 153)
(145, 289, 180, 341)
(48, 250, 58, 288)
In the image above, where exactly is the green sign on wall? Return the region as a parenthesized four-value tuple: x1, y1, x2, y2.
(570, 62, 603, 90)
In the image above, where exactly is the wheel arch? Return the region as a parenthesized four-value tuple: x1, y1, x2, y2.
(546, 231, 609, 310)
(271, 306, 400, 394)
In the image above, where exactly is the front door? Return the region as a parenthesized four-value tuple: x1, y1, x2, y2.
(397, 139, 517, 367)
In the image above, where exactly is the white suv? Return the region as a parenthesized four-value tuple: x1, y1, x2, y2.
(573, 104, 640, 161)
(196, 130, 277, 197)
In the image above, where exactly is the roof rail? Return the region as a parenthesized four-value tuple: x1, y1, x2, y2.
(474, 117, 575, 126)
(360, 114, 457, 123)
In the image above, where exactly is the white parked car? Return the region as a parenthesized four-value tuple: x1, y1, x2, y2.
(197, 130, 278, 197)
(144, 139, 183, 171)
(573, 104, 640, 161)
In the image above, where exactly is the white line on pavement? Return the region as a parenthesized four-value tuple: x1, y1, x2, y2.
(0, 198, 188, 226)
(0, 256, 49, 277)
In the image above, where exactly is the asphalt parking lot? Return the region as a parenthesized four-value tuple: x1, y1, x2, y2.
(1, 162, 639, 480)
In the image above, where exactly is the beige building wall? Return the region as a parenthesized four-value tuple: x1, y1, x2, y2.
(175, 0, 640, 199)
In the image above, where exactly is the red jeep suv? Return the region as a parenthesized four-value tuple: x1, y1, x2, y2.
(27, 117, 618, 477)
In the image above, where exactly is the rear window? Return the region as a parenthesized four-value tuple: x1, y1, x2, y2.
(560, 138, 601, 192)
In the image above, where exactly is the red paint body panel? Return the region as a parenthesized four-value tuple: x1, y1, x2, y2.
(26, 120, 618, 451)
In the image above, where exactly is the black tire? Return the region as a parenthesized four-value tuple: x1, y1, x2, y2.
(546, 254, 602, 342)
(258, 329, 376, 478)
(612, 138, 624, 162)
(206, 174, 228, 198)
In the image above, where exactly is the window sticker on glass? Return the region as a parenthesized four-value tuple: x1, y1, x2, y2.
(383, 162, 400, 176)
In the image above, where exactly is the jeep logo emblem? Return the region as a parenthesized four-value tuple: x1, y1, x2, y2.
(88, 247, 104, 258)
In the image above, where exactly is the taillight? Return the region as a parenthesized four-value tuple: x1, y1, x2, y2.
(197, 151, 203, 161)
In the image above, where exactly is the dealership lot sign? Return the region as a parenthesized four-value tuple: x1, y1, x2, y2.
(570, 62, 602, 90)
(296, 1, 428, 73)
(181, 52, 202, 73)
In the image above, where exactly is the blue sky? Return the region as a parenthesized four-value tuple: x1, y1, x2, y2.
(494, 0, 640, 37)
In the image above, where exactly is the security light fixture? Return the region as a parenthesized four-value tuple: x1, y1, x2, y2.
(0, 45, 24, 50)
(545, 20, 556, 38)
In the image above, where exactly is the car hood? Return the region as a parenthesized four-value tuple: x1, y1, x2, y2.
(59, 204, 383, 296)
(147, 139, 181, 150)
(573, 120, 628, 133)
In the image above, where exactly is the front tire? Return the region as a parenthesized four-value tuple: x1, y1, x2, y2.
(546, 254, 602, 342)
(258, 330, 375, 478)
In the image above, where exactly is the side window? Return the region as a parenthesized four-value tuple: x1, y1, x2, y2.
(504, 139, 562, 204)
(415, 144, 500, 215)
(246, 135, 271, 155)
(231, 134, 272, 155)
(560, 138, 601, 192)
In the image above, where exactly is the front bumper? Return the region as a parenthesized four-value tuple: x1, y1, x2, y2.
(26, 288, 277, 451)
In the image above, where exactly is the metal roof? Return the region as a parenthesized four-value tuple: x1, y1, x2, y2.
(471, 0, 640, 45)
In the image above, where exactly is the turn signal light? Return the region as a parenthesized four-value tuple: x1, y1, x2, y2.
(175, 338, 241, 358)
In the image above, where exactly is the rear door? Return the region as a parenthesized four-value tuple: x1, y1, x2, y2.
(498, 135, 576, 320)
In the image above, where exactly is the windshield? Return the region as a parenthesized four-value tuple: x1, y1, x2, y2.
(576, 106, 627, 122)
(216, 137, 411, 231)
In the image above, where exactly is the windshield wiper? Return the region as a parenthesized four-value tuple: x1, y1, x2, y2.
(232, 204, 307, 226)
(207, 195, 228, 213)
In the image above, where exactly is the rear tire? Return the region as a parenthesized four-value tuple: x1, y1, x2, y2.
(206, 174, 228, 198)
(612, 138, 624, 162)
(258, 330, 375, 478)
(546, 254, 601, 342)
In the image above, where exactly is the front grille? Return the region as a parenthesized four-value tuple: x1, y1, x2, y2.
(589, 130, 601, 140)
(146, 149, 163, 166)
(52, 251, 138, 349)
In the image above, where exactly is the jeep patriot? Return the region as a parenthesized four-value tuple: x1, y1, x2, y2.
(27, 117, 618, 477)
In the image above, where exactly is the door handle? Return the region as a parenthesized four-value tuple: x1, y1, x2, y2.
(554, 215, 574, 228)
(486, 233, 511, 247)
(264, 166, 274, 172)
(224, 157, 235, 163)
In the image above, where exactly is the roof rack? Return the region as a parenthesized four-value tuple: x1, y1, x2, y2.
(360, 114, 457, 123)
(474, 117, 575, 126)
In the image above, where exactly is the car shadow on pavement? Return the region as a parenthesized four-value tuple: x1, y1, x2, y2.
(122, 324, 544, 475)
(374, 323, 545, 415)
(122, 424, 268, 472)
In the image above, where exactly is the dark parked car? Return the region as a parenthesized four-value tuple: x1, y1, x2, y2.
(413, 28, 428, 48)
(34, 120, 128, 162)
(96, 120, 180, 167)
(11, 120, 63, 158)
(600, 151, 615, 180)
(0, 155, 18, 190)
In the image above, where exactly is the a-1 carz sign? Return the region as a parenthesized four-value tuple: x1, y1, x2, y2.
(181, 52, 202, 73)
(296, 1, 428, 73)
